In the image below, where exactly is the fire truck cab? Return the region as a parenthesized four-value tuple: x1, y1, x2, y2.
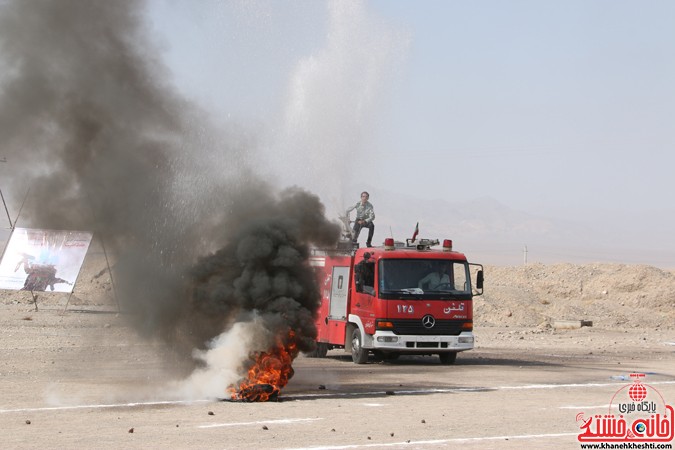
(309, 237, 483, 364)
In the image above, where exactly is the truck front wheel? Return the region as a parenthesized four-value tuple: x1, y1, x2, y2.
(351, 328, 369, 364)
(439, 352, 457, 365)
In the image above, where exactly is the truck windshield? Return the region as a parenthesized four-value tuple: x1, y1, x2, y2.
(378, 259, 472, 298)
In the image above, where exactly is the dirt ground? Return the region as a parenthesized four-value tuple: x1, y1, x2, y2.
(1, 260, 674, 449)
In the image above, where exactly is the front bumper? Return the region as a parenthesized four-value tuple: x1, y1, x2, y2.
(369, 330, 474, 352)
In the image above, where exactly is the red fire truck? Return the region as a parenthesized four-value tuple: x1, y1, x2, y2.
(308, 236, 483, 364)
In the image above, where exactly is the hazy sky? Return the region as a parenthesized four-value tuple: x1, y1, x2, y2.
(371, 1, 675, 217)
(2, 0, 673, 266)
(147, 0, 673, 209)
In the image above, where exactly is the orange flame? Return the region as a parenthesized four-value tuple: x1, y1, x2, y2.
(229, 330, 299, 402)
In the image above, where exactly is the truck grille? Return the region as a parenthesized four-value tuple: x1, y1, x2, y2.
(391, 319, 464, 336)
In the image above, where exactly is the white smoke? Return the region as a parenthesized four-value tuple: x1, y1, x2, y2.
(172, 316, 272, 401)
(266, 0, 409, 212)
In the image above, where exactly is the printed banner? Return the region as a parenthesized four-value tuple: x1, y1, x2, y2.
(0, 228, 92, 293)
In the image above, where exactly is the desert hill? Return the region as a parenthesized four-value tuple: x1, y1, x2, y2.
(476, 263, 675, 330)
(1, 251, 673, 331)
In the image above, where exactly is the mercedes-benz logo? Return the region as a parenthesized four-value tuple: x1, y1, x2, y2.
(422, 314, 435, 329)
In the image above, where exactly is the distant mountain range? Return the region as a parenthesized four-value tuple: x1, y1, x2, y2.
(354, 188, 675, 268)
(2, 191, 673, 269)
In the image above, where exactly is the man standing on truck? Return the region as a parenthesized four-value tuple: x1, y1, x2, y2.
(346, 191, 375, 247)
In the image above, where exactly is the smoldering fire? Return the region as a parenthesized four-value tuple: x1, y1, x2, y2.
(188, 187, 340, 401)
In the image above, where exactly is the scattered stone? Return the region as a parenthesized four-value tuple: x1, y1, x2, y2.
(421, 419, 426, 424)
(553, 320, 593, 330)
(25, 420, 31, 425)
(331, 429, 335, 432)
(208, 411, 214, 416)
(262, 425, 268, 430)
(128, 428, 134, 433)
(318, 385, 326, 390)
(390, 432, 394, 437)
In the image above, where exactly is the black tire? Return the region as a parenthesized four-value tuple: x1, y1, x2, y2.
(305, 342, 328, 358)
(438, 352, 457, 365)
(351, 328, 369, 364)
(315, 342, 328, 358)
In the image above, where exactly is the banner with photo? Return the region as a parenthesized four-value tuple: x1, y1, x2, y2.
(0, 228, 92, 293)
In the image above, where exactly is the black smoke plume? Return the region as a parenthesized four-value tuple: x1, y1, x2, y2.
(190, 185, 340, 353)
(0, 0, 340, 370)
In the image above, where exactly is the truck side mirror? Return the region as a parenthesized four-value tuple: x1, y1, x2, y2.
(476, 270, 484, 290)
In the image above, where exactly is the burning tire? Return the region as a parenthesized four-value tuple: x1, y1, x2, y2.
(351, 328, 369, 364)
(438, 352, 457, 365)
